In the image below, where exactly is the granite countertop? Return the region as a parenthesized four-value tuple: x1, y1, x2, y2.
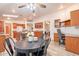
(65, 33, 79, 37)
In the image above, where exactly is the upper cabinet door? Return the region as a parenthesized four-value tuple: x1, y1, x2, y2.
(71, 10, 79, 26)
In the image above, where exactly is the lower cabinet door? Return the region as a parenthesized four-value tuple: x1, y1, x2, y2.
(65, 36, 79, 54)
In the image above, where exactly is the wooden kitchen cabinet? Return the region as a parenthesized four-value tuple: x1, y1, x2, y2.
(71, 10, 79, 26)
(65, 36, 72, 51)
(54, 33, 59, 42)
(13, 31, 21, 41)
(34, 31, 43, 38)
(13, 23, 25, 41)
(65, 36, 79, 54)
(64, 20, 71, 27)
(60, 20, 71, 27)
(0, 35, 5, 53)
(77, 41, 79, 53)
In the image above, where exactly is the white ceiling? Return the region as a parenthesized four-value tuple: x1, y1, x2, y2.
(0, 3, 75, 20)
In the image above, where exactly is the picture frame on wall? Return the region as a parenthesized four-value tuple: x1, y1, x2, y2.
(35, 22, 43, 29)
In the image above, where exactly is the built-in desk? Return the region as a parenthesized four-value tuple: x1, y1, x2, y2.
(65, 36, 79, 54)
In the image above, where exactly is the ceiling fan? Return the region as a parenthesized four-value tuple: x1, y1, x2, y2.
(18, 3, 46, 8)
(17, 3, 46, 18)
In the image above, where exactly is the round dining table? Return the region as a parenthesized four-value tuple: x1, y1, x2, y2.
(14, 38, 45, 55)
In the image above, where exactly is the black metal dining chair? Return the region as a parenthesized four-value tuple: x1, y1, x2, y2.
(4, 37, 15, 56)
(43, 38, 51, 56)
(32, 45, 45, 56)
(4, 37, 29, 56)
(32, 38, 51, 56)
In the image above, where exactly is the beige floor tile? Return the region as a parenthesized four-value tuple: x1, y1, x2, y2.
(47, 40, 78, 56)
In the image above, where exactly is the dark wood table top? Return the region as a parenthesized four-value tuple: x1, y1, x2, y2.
(15, 38, 45, 53)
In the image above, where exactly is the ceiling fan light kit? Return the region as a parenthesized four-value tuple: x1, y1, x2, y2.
(17, 3, 46, 19)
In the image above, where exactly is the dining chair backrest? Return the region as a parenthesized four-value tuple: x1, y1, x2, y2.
(40, 33, 43, 39)
(39, 39, 45, 49)
(33, 39, 46, 56)
(43, 38, 51, 55)
(32, 38, 51, 56)
(5, 37, 15, 56)
(45, 38, 51, 49)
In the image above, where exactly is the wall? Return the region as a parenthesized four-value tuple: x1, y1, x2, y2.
(34, 13, 54, 40)
(34, 4, 79, 40)
(33, 19, 45, 31)
(2, 19, 27, 38)
(3, 4, 79, 40)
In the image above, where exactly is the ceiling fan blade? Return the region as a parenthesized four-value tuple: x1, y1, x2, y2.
(18, 5, 26, 8)
(38, 4, 46, 8)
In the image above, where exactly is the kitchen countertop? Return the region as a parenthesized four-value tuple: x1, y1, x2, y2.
(65, 33, 79, 37)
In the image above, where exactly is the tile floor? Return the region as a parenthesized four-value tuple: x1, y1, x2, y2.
(47, 40, 78, 56)
(0, 40, 78, 56)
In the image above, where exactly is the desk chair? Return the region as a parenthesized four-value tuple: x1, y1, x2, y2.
(57, 29, 65, 45)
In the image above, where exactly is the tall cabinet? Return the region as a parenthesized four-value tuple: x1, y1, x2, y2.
(71, 10, 79, 26)
(65, 10, 79, 54)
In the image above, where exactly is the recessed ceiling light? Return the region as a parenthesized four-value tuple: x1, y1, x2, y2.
(3, 14, 18, 18)
(27, 5, 30, 9)
(46, 21, 50, 24)
(12, 9, 16, 13)
(32, 13, 36, 16)
(7, 17, 11, 20)
(58, 4, 64, 10)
